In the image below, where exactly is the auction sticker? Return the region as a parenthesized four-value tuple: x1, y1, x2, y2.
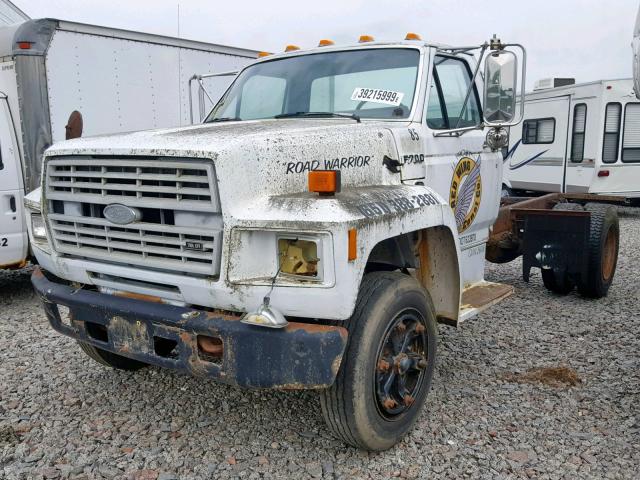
(351, 88, 404, 106)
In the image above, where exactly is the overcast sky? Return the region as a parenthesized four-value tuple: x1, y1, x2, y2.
(15, 0, 640, 89)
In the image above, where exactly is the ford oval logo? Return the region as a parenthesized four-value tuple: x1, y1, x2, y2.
(103, 204, 141, 225)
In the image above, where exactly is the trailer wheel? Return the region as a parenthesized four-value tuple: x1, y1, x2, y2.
(577, 203, 619, 298)
(539, 203, 584, 294)
(77, 341, 147, 371)
(319, 272, 437, 451)
(541, 268, 575, 295)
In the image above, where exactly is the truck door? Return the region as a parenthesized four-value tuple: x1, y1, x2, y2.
(0, 62, 27, 268)
(563, 99, 596, 192)
(504, 96, 570, 193)
(413, 54, 500, 286)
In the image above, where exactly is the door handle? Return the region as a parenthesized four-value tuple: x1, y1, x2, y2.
(9, 195, 16, 213)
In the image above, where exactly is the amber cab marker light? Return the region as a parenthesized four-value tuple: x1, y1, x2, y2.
(348, 228, 357, 261)
(257, 51, 271, 58)
(359, 35, 375, 43)
(405, 32, 422, 41)
(285, 44, 300, 52)
(318, 39, 335, 47)
(308, 170, 341, 196)
(598, 170, 610, 177)
(17, 41, 31, 50)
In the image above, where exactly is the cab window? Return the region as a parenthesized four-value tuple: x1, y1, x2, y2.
(426, 56, 481, 129)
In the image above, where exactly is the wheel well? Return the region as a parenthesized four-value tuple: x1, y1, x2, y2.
(365, 227, 461, 323)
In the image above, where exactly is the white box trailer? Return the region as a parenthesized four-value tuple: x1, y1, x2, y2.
(503, 78, 640, 202)
(0, 18, 257, 269)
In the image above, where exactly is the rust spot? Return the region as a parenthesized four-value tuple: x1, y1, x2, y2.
(198, 335, 223, 355)
(0, 259, 28, 270)
(32, 266, 45, 278)
(503, 366, 581, 388)
(205, 309, 242, 321)
(285, 322, 348, 338)
(415, 324, 426, 334)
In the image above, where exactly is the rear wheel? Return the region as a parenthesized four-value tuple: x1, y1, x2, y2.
(319, 272, 437, 451)
(77, 341, 147, 371)
(577, 203, 619, 298)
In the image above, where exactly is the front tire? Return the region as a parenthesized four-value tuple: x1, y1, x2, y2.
(77, 341, 148, 371)
(320, 272, 437, 451)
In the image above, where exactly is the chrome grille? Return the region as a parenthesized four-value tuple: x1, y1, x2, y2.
(45, 157, 222, 276)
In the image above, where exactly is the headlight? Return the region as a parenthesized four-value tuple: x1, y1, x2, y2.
(31, 214, 47, 240)
(277, 237, 319, 278)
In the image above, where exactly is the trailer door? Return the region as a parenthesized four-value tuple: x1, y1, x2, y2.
(504, 95, 570, 193)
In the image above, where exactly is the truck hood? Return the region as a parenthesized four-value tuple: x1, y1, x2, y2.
(44, 119, 403, 216)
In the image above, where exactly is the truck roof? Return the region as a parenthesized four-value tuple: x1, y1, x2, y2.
(0, 17, 260, 58)
(253, 38, 463, 63)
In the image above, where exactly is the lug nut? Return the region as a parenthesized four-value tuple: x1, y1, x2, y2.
(417, 358, 428, 370)
(383, 397, 397, 409)
(377, 359, 390, 372)
(396, 322, 407, 333)
(415, 323, 426, 334)
(403, 395, 415, 406)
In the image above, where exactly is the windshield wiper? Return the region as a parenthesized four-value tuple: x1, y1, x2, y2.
(209, 117, 241, 122)
(274, 111, 361, 123)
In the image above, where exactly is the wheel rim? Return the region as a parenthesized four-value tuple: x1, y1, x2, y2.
(373, 308, 429, 420)
(602, 227, 617, 281)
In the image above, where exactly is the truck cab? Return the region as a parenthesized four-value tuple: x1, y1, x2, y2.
(27, 34, 525, 450)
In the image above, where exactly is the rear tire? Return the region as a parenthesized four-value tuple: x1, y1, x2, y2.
(577, 203, 619, 298)
(319, 272, 437, 451)
(541, 268, 575, 295)
(77, 341, 147, 371)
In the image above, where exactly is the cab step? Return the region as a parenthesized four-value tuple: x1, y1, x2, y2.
(459, 281, 514, 323)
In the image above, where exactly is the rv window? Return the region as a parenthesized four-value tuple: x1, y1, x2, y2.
(570, 104, 587, 163)
(602, 103, 622, 164)
(622, 103, 640, 162)
(426, 56, 481, 129)
(521, 118, 555, 144)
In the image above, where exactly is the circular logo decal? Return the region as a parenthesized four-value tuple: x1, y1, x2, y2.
(449, 156, 482, 233)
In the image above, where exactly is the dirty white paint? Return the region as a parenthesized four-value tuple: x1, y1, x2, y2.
(30, 42, 507, 324)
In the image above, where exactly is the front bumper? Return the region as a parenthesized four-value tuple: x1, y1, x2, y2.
(32, 267, 348, 389)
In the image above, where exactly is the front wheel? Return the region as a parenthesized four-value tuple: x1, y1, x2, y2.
(319, 272, 437, 451)
(77, 341, 148, 371)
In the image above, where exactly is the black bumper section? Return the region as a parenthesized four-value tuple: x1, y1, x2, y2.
(32, 267, 348, 389)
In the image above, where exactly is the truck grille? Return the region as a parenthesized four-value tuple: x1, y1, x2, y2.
(45, 157, 222, 276)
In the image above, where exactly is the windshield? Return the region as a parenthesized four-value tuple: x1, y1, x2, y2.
(205, 48, 421, 122)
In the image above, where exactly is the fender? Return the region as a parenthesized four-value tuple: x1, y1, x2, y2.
(228, 184, 462, 322)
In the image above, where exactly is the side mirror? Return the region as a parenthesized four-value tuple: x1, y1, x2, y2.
(483, 50, 518, 126)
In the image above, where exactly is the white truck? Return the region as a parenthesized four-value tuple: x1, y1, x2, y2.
(502, 78, 640, 202)
(26, 34, 621, 450)
(0, 17, 257, 269)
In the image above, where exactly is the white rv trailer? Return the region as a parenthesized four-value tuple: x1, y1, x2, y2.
(0, 18, 257, 269)
(502, 78, 640, 202)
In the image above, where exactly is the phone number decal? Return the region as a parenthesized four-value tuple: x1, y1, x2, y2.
(357, 193, 439, 218)
(351, 88, 404, 106)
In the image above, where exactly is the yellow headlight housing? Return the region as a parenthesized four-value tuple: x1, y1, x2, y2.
(278, 238, 319, 277)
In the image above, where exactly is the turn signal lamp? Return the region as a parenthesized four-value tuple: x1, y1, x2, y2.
(285, 44, 300, 52)
(598, 170, 610, 177)
(308, 170, 341, 196)
(257, 51, 271, 58)
(17, 41, 32, 50)
(318, 39, 335, 47)
(405, 32, 422, 41)
(348, 228, 357, 261)
(359, 35, 375, 43)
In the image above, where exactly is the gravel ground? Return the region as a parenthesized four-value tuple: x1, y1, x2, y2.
(1, 208, 639, 479)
